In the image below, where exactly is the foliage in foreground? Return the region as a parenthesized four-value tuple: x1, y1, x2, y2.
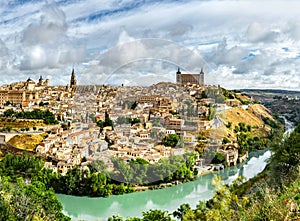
(0, 176, 70, 221)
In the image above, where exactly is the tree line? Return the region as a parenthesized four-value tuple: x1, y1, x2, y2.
(3, 109, 59, 124)
(0, 151, 198, 199)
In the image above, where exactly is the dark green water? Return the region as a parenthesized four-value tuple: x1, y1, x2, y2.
(57, 149, 271, 221)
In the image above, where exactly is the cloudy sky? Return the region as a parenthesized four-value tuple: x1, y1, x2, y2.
(1, 0, 300, 90)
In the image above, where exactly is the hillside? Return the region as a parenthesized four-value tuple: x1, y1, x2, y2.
(224, 104, 273, 127)
(7, 134, 45, 151)
(210, 104, 276, 142)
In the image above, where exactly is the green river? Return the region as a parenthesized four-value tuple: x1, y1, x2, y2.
(57, 149, 271, 221)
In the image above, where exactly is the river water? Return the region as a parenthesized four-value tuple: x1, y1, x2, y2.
(57, 149, 271, 221)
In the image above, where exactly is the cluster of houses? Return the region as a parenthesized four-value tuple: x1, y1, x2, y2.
(0, 71, 251, 174)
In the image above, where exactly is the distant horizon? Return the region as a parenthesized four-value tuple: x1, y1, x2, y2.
(0, 75, 300, 93)
(2, 75, 300, 93)
(74, 83, 300, 93)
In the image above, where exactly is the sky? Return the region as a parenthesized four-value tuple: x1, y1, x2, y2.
(1, 0, 300, 90)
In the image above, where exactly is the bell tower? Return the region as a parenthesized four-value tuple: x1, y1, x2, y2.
(176, 67, 182, 84)
(70, 68, 77, 88)
(199, 67, 204, 86)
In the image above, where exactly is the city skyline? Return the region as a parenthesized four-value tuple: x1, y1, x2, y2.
(1, 0, 300, 90)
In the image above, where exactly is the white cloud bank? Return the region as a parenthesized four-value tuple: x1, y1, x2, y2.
(0, 0, 300, 90)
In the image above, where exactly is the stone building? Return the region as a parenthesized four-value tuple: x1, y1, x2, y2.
(0, 90, 25, 105)
(176, 67, 204, 86)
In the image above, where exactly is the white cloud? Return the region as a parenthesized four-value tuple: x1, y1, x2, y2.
(22, 5, 67, 46)
(15, 3, 88, 71)
(246, 22, 280, 43)
(0, 0, 300, 90)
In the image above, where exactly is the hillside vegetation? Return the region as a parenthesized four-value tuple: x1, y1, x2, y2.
(224, 104, 273, 130)
(7, 134, 45, 151)
(209, 104, 278, 144)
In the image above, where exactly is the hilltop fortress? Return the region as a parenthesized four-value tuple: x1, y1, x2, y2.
(176, 67, 205, 86)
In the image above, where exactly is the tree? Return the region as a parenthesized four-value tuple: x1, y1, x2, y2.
(270, 124, 300, 184)
(173, 203, 192, 220)
(108, 215, 124, 221)
(211, 152, 225, 164)
(3, 109, 15, 118)
(0, 177, 70, 220)
(6, 125, 12, 132)
(88, 159, 108, 174)
(222, 137, 230, 144)
(237, 132, 249, 153)
(61, 123, 68, 130)
(201, 91, 207, 98)
(130, 101, 138, 110)
(142, 209, 174, 221)
(226, 122, 232, 129)
(162, 134, 180, 147)
(234, 125, 239, 133)
(130, 118, 141, 125)
(208, 106, 216, 120)
(97, 112, 114, 131)
(238, 122, 247, 132)
(111, 158, 134, 184)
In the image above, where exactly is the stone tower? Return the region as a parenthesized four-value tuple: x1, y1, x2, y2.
(199, 67, 204, 86)
(38, 75, 43, 86)
(176, 67, 182, 84)
(70, 68, 77, 88)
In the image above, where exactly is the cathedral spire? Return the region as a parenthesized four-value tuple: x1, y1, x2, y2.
(70, 68, 77, 88)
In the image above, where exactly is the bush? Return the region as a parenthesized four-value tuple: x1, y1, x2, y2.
(222, 137, 230, 144)
(226, 122, 232, 128)
(211, 152, 225, 164)
(7, 125, 12, 132)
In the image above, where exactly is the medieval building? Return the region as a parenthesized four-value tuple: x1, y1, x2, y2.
(176, 67, 205, 86)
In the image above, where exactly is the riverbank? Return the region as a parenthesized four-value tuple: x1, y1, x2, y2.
(125, 150, 257, 193)
(57, 149, 272, 221)
(133, 166, 215, 192)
